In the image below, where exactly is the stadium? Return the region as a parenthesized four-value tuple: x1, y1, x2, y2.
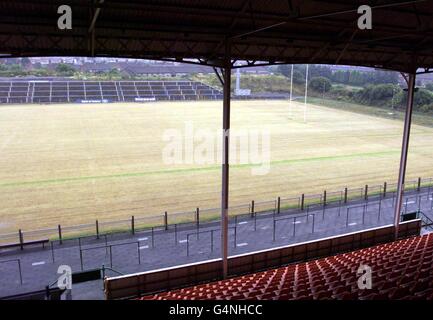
(0, 0, 433, 309)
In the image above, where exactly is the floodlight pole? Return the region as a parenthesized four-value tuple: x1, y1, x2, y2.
(221, 43, 231, 279)
(393, 72, 416, 239)
(289, 64, 294, 117)
(236, 68, 241, 93)
(304, 64, 309, 122)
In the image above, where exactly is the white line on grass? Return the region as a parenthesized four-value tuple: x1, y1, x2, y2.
(32, 261, 45, 266)
(237, 243, 248, 247)
(238, 221, 248, 225)
(348, 222, 357, 226)
(138, 237, 148, 241)
(293, 221, 302, 224)
(139, 245, 149, 250)
(179, 239, 187, 243)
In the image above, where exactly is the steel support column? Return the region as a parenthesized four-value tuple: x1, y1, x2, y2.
(394, 72, 416, 239)
(221, 43, 231, 279)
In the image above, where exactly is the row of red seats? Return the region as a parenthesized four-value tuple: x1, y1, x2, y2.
(138, 233, 433, 300)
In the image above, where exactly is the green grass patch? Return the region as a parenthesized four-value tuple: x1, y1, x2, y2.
(0, 150, 401, 189)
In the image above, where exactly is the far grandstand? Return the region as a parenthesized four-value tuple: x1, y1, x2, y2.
(0, 79, 222, 104)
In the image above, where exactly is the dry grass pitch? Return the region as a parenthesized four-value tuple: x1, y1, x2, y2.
(1, 100, 432, 234)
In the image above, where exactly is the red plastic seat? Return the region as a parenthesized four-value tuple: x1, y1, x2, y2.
(389, 287, 410, 299)
(137, 234, 433, 301)
(341, 292, 358, 300)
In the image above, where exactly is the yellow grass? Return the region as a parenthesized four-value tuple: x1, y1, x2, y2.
(0, 100, 432, 234)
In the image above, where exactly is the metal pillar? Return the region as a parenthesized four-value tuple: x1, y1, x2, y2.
(394, 73, 416, 239)
(221, 44, 231, 279)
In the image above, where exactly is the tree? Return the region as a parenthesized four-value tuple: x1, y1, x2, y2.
(413, 89, 433, 110)
(292, 70, 305, 84)
(309, 76, 332, 93)
(309, 65, 333, 79)
(330, 69, 399, 86)
(107, 68, 122, 80)
(21, 57, 32, 68)
(371, 84, 397, 101)
(391, 88, 433, 113)
(8, 64, 23, 72)
(353, 84, 401, 105)
(29, 68, 53, 77)
(55, 63, 76, 76)
(425, 83, 433, 92)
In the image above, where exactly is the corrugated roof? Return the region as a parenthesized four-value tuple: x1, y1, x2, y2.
(1, 0, 433, 72)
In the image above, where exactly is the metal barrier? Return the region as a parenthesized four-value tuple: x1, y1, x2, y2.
(0, 259, 22, 285)
(185, 226, 236, 257)
(0, 287, 64, 300)
(2, 176, 432, 250)
(273, 213, 315, 241)
(345, 199, 384, 226)
(420, 212, 433, 231)
(279, 196, 301, 212)
(79, 241, 141, 270)
(346, 204, 367, 226)
(186, 229, 218, 256)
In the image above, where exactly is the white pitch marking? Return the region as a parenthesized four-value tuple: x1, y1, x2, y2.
(139, 245, 149, 250)
(237, 243, 248, 247)
(138, 237, 148, 241)
(238, 221, 248, 225)
(348, 222, 357, 226)
(405, 201, 415, 205)
(32, 261, 45, 266)
(293, 221, 302, 224)
(179, 239, 187, 243)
